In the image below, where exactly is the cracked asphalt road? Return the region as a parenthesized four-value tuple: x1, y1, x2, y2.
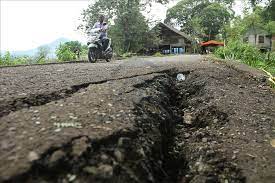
(0, 55, 202, 101)
(0, 55, 274, 183)
(0, 55, 206, 118)
(0, 55, 204, 179)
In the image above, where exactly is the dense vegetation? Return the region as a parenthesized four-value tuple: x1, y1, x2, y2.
(78, 0, 167, 54)
(214, 1, 275, 77)
(0, 46, 51, 66)
(166, 0, 275, 80)
(56, 41, 88, 61)
(0, 41, 87, 66)
(165, 0, 234, 40)
(215, 40, 275, 75)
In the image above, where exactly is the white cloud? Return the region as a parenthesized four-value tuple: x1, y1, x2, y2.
(1, 0, 247, 52)
(1, 0, 89, 51)
(144, 1, 179, 23)
(233, 0, 247, 16)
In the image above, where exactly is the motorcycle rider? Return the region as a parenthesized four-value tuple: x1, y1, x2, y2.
(92, 15, 109, 51)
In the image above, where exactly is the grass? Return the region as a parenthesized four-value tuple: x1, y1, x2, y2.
(214, 40, 275, 87)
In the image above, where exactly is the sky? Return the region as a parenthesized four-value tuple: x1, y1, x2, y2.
(0, 0, 244, 52)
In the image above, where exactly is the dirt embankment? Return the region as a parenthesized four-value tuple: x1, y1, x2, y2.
(2, 62, 274, 183)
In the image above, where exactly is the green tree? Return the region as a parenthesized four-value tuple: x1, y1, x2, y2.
(56, 41, 86, 61)
(56, 43, 75, 61)
(35, 46, 50, 63)
(262, 0, 275, 21)
(225, 2, 275, 43)
(266, 21, 275, 33)
(64, 41, 83, 59)
(224, 16, 245, 40)
(242, 7, 265, 43)
(166, 0, 233, 40)
(79, 0, 169, 30)
(248, 0, 263, 11)
(200, 3, 232, 40)
(3, 51, 12, 63)
(79, 0, 168, 54)
(166, 0, 209, 36)
(268, 0, 275, 20)
(108, 0, 152, 53)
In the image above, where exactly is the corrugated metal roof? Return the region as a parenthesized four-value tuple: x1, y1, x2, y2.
(157, 22, 193, 42)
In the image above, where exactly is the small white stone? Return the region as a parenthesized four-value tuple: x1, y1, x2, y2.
(51, 116, 57, 119)
(39, 128, 46, 132)
(28, 151, 39, 162)
(183, 113, 193, 125)
(54, 128, 61, 132)
(68, 174, 76, 182)
(202, 138, 208, 143)
(114, 149, 124, 162)
(69, 116, 78, 120)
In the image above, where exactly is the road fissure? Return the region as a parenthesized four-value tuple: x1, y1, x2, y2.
(0, 70, 171, 118)
(4, 72, 245, 183)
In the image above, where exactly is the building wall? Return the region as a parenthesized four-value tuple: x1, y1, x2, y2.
(160, 37, 192, 53)
(160, 36, 186, 45)
(156, 24, 192, 54)
(247, 34, 271, 50)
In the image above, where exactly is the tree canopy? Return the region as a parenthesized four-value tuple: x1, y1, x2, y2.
(165, 0, 233, 40)
(79, 0, 168, 54)
(56, 41, 86, 61)
(78, 0, 274, 54)
(35, 46, 50, 63)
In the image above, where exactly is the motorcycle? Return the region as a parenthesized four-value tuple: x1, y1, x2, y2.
(87, 27, 113, 63)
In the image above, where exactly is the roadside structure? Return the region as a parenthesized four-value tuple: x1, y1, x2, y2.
(199, 40, 224, 54)
(151, 22, 193, 54)
(243, 27, 272, 51)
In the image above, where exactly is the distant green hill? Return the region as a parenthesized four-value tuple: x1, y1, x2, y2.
(1, 37, 71, 58)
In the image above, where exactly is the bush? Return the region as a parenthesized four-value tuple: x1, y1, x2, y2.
(56, 44, 75, 61)
(56, 41, 87, 61)
(0, 52, 38, 66)
(153, 52, 163, 57)
(121, 52, 136, 58)
(215, 40, 262, 63)
(215, 40, 275, 75)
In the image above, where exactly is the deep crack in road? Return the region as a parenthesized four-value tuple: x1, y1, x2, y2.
(0, 55, 274, 183)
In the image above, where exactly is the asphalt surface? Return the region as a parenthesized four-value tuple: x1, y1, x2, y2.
(0, 55, 205, 180)
(0, 55, 274, 183)
(0, 55, 203, 102)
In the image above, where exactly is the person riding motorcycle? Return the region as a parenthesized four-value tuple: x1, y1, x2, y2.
(92, 15, 109, 51)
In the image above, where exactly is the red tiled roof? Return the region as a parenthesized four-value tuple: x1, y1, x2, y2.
(200, 40, 224, 46)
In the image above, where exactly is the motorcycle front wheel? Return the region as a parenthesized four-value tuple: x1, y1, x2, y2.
(105, 48, 113, 62)
(88, 48, 96, 63)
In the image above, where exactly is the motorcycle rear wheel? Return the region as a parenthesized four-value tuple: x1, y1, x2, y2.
(105, 48, 113, 62)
